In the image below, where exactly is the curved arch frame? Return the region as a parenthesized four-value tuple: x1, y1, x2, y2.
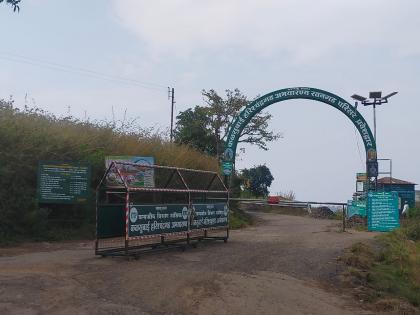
(223, 87, 377, 182)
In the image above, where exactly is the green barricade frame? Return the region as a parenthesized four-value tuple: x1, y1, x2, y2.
(95, 161, 229, 257)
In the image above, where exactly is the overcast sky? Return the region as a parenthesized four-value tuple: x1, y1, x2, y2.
(1, 0, 419, 202)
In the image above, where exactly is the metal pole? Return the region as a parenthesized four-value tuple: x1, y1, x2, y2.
(373, 104, 376, 141)
(342, 204, 346, 232)
(170, 87, 175, 142)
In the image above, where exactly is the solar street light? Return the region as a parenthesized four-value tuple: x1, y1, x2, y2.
(351, 94, 367, 102)
(369, 91, 382, 99)
(382, 92, 398, 100)
(351, 91, 398, 141)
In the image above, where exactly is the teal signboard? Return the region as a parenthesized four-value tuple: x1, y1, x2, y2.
(367, 192, 400, 232)
(191, 203, 229, 229)
(128, 203, 229, 238)
(347, 200, 367, 218)
(128, 204, 189, 238)
(38, 161, 91, 204)
(222, 162, 233, 176)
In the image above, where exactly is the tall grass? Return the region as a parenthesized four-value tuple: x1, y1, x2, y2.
(0, 100, 217, 242)
(341, 212, 420, 308)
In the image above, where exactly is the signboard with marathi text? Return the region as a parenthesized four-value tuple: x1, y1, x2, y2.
(191, 203, 229, 229)
(367, 192, 400, 232)
(37, 161, 91, 204)
(127, 203, 229, 239)
(128, 204, 188, 238)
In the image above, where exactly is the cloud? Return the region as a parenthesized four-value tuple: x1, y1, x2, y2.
(112, 0, 420, 63)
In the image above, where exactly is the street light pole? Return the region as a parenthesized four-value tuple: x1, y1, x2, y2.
(351, 91, 398, 191)
(373, 103, 376, 140)
(351, 91, 398, 143)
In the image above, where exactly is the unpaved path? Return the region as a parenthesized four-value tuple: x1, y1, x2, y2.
(0, 213, 376, 315)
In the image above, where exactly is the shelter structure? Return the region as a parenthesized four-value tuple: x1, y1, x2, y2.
(95, 161, 229, 257)
(377, 177, 417, 209)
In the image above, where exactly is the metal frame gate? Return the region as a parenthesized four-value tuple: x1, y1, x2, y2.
(95, 161, 229, 258)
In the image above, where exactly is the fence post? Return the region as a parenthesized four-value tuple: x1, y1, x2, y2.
(342, 204, 346, 232)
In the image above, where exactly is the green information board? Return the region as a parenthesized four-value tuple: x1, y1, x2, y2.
(38, 161, 91, 204)
(347, 200, 367, 218)
(128, 203, 229, 238)
(191, 203, 229, 229)
(367, 192, 400, 232)
(128, 204, 189, 238)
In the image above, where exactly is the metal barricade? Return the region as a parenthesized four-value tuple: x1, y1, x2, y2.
(95, 161, 229, 258)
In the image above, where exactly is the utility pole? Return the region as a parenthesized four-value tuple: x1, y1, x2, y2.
(168, 87, 175, 142)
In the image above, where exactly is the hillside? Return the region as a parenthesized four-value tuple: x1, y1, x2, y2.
(0, 100, 218, 242)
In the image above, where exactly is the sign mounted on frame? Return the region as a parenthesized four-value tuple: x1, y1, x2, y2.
(105, 156, 155, 188)
(367, 191, 399, 232)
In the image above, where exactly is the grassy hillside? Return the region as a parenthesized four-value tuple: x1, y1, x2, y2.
(0, 100, 218, 242)
(340, 212, 420, 311)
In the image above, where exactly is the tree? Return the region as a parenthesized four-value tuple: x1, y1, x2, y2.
(0, 0, 21, 11)
(241, 165, 274, 197)
(173, 106, 218, 155)
(174, 89, 282, 159)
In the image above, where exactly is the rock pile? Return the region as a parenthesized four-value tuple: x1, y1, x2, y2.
(309, 206, 334, 219)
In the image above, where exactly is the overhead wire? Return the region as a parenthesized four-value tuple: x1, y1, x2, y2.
(0, 51, 168, 91)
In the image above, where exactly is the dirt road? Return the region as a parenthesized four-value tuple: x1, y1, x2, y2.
(0, 213, 376, 315)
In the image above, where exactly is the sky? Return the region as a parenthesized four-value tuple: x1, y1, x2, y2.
(1, 0, 419, 202)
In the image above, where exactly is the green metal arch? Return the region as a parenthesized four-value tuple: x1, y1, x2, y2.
(223, 87, 377, 167)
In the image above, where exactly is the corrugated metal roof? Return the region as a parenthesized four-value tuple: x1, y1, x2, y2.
(377, 177, 417, 185)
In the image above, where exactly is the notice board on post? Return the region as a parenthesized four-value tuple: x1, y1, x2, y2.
(367, 191, 400, 232)
(37, 161, 91, 204)
(347, 200, 367, 218)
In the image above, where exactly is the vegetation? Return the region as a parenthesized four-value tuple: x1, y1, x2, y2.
(240, 164, 274, 197)
(0, 99, 217, 243)
(0, 0, 20, 11)
(341, 212, 420, 310)
(229, 200, 254, 229)
(174, 89, 282, 159)
(173, 106, 218, 156)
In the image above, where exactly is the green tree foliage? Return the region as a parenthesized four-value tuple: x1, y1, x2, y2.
(0, 0, 21, 11)
(241, 165, 274, 197)
(174, 89, 282, 159)
(173, 106, 218, 155)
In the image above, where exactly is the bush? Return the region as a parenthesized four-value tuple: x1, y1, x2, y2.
(408, 207, 420, 219)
